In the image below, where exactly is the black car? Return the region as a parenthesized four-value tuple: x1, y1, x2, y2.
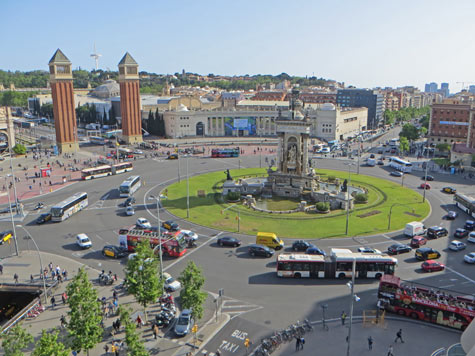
(162, 220, 180, 231)
(422, 175, 434, 181)
(377, 160, 384, 165)
(370, 154, 375, 158)
(123, 197, 136, 207)
(36, 212, 52, 224)
(249, 244, 274, 258)
(454, 228, 469, 238)
(465, 220, 475, 231)
(446, 211, 458, 220)
(387, 244, 412, 255)
(427, 226, 448, 239)
(292, 240, 311, 252)
(217, 236, 241, 247)
(390, 171, 403, 177)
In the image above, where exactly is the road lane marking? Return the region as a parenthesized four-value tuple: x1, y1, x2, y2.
(445, 266, 475, 285)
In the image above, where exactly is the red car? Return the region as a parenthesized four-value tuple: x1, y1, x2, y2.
(421, 260, 445, 272)
(420, 183, 431, 190)
(410, 235, 428, 248)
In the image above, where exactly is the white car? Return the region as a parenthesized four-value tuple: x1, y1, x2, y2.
(136, 217, 151, 229)
(163, 272, 181, 292)
(180, 230, 198, 242)
(76, 233, 92, 249)
(464, 252, 475, 264)
(321, 147, 331, 153)
(133, 149, 143, 155)
(126, 206, 135, 216)
(468, 232, 475, 243)
(357, 247, 381, 254)
(449, 240, 467, 251)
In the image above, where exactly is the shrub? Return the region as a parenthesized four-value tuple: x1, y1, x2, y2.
(12, 144, 26, 155)
(354, 193, 368, 203)
(327, 176, 336, 183)
(226, 191, 241, 201)
(316, 202, 330, 212)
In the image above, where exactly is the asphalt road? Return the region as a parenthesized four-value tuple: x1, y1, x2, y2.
(1, 141, 474, 344)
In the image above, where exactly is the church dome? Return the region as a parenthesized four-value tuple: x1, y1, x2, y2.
(92, 79, 120, 99)
(321, 103, 336, 111)
(177, 103, 189, 112)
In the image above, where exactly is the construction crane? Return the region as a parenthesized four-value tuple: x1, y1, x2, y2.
(90, 43, 102, 71)
(456, 81, 475, 91)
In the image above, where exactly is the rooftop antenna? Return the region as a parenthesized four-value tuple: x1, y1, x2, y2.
(90, 43, 102, 71)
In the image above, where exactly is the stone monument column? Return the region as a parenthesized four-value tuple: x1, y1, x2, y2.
(49, 49, 79, 153)
(118, 52, 143, 144)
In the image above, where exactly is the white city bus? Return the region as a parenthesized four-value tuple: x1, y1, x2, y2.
(112, 162, 133, 175)
(119, 176, 141, 198)
(81, 165, 113, 180)
(89, 136, 107, 145)
(454, 193, 475, 218)
(51, 192, 88, 222)
(389, 157, 412, 173)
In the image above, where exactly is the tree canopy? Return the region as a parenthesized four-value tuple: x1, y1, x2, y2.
(179, 261, 207, 320)
(0, 323, 33, 356)
(33, 329, 70, 356)
(399, 123, 420, 141)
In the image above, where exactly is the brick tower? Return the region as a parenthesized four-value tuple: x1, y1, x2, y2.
(48, 49, 78, 153)
(118, 52, 143, 144)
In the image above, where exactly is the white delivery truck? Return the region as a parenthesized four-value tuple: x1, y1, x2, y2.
(404, 221, 426, 237)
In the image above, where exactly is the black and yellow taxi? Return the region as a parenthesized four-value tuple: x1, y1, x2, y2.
(102, 245, 128, 259)
(168, 153, 178, 160)
(36, 212, 52, 224)
(415, 247, 441, 261)
(0, 230, 13, 245)
(442, 186, 456, 194)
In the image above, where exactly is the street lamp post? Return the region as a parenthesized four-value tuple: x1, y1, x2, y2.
(149, 195, 167, 289)
(222, 204, 241, 232)
(422, 142, 429, 203)
(346, 258, 357, 356)
(345, 163, 355, 235)
(6, 174, 19, 256)
(388, 203, 414, 230)
(16, 225, 47, 304)
(186, 155, 190, 218)
(6, 133, 20, 215)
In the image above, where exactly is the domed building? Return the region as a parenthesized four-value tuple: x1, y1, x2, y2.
(91, 79, 120, 99)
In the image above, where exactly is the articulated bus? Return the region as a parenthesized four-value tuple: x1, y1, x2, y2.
(378, 274, 474, 330)
(118, 228, 187, 257)
(454, 193, 475, 218)
(81, 162, 133, 180)
(89, 136, 107, 145)
(389, 157, 412, 173)
(211, 147, 240, 158)
(119, 175, 141, 198)
(277, 249, 397, 279)
(51, 192, 88, 222)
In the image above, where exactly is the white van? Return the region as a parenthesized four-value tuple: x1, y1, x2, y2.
(404, 222, 426, 237)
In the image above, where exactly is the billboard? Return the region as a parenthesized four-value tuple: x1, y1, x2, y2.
(233, 118, 249, 129)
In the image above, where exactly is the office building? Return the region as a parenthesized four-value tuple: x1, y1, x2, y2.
(441, 83, 449, 97)
(425, 82, 438, 93)
(336, 89, 383, 128)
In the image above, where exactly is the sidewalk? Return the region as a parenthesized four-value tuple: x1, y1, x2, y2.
(0, 250, 229, 356)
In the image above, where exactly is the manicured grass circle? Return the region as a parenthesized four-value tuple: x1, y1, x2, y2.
(161, 168, 430, 239)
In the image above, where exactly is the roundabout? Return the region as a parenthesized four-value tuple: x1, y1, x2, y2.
(161, 167, 430, 238)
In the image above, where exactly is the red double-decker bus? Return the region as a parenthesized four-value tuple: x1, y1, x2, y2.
(378, 275, 475, 330)
(118, 227, 187, 258)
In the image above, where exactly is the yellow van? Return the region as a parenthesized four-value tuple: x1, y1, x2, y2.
(256, 232, 284, 250)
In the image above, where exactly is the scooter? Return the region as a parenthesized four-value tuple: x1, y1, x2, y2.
(34, 203, 45, 210)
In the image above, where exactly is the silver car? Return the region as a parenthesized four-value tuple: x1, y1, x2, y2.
(174, 309, 193, 336)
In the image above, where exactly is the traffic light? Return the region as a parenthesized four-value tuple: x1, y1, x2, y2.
(244, 338, 250, 348)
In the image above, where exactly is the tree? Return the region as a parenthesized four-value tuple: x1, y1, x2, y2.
(33, 329, 70, 356)
(399, 123, 419, 141)
(315, 202, 330, 212)
(119, 307, 149, 356)
(125, 239, 161, 320)
(384, 110, 396, 125)
(179, 261, 207, 321)
(436, 143, 451, 152)
(12, 143, 26, 155)
(399, 136, 410, 154)
(419, 127, 427, 136)
(65, 267, 103, 356)
(1, 323, 33, 356)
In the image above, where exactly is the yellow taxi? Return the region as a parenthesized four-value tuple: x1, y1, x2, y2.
(0, 230, 13, 245)
(102, 245, 128, 259)
(442, 187, 456, 194)
(168, 153, 178, 160)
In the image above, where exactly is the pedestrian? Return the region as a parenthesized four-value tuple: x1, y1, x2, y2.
(114, 343, 120, 356)
(49, 262, 53, 271)
(295, 336, 301, 351)
(387, 344, 394, 356)
(0, 264, 3, 275)
(110, 344, 116, 356)
(104, 344, 109, 355)
(30, 274, 34, 283)
(341, 311, 347, 325)
(136, 315, 143, 328)
(394, 329, 404, 343)
(215, 351, 221, 356)
(62, 292, 67, 304)
(300, 337, 305, 350)
(113, 290, 118, 300)
(51, 296, 56, 309)
(14, 273, 19, 284)
(368, 336, 373, 350)
(152, 323, 159, 339)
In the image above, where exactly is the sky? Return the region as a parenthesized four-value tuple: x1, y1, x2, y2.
(1, 0, 475, 92)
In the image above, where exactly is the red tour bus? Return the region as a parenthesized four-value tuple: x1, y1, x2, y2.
(378, 274, 475, 330)
(118, 227, 187, 258)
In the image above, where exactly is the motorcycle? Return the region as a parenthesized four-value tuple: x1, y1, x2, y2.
(34, 203, 44, 210)
(98, 272, 114, 285)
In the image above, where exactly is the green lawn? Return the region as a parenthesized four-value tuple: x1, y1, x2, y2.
(161, 168, 430, 239)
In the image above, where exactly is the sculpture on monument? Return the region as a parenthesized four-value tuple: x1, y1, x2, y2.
(224, 169, 233, 181)
(287, 144, 297, 163)
(341, 179, 348, 192)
